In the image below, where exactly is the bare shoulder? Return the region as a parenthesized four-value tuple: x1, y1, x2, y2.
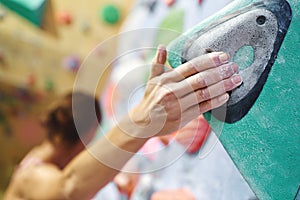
(5, 163, 66, 200)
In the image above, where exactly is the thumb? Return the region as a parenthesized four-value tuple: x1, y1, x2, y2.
(149, 45, 167, 79)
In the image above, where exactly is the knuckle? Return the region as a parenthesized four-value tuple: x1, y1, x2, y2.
(197, 88, 210, 101)
(187, 57, 205, 72)
(224, 79, 234, 91)
(197, 73, 207, 88)
(219, 64, 234, 79)
(186, 59, 197, 70)
(199, 100, 211, 113)
(210, 54, 221, 66)
(209, 52, 228, 66)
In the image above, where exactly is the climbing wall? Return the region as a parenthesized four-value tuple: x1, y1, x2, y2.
(167, 0, 299, 199)
(218, 1, 299, 199)
(0, 0, 134, 196)
(0, 0, 134, 94)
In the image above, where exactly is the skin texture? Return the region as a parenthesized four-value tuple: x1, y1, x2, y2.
(4, 46, 242, 200)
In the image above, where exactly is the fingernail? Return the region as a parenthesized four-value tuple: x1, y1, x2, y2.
(155, 47, 160, 62)
(219, 93, 229, 102)
(158, 45, 166, 63)
(219, 53, 229, 64)
(231, 74, 242, 85)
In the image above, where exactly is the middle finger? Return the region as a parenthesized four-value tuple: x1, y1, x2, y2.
(171, 62, 238, 97)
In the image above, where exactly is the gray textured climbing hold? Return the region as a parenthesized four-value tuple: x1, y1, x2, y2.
(180, 0, 292, 123)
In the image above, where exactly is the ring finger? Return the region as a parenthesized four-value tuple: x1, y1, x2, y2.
(179, 74, 242, 111)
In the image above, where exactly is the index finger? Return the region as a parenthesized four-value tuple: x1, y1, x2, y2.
(171, 52, 229, 81)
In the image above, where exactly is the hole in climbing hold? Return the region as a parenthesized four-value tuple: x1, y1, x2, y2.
(233, 45, 254, 71)
(256, 15, 266, 25)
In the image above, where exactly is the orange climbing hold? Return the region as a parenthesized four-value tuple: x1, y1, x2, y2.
(56, 11, 72, 25)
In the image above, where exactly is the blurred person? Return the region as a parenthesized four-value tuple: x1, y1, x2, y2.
(4, 91, 102, 199)
(4, 46, 241, 200)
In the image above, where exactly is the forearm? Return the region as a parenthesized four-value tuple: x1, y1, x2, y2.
(62, 115, 148, 199)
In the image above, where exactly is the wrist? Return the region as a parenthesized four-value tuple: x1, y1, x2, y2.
(118, 110, 150, 139)
(111, 114, 149, 152)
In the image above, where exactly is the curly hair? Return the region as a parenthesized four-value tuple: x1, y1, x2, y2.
(41, 91, 102, 146)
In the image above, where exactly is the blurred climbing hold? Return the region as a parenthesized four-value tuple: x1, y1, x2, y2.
(63, 55, 81, 72)
(56, 10, 72, 25)
(80, 21, 90, 33)
(26, 73, 36, 87)
(100, 4, 120, 24)
(44, 79, 54, 91)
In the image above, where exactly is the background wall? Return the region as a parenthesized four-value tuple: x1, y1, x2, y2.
(0, 0, 134, 196)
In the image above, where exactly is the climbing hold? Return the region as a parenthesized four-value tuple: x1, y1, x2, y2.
(56, 11, 72, 25)
(100, 4, 120, 24)
(164, 0, 175, 7)
(63, 55, 81, 72)
(26, 73, 36, 86)
(169, 1, 292, 123)
(173, 115, 211, 154)
(44, 79, 54, 91)
(0, 0, 47, 26)
(80, 21, 90, 33)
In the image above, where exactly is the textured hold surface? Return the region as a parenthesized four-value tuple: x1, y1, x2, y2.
(167, 0, 300, 199)
(233, 45, 254, 71)
(179, 2, 291, 123)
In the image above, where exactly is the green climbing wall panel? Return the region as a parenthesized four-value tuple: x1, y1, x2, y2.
(0, 0, 47, 26)
(167, 0, 300, 199)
